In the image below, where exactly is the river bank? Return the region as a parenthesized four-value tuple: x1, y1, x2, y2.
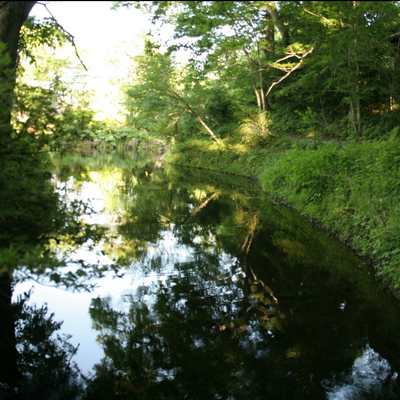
(164, 135, 400, 298)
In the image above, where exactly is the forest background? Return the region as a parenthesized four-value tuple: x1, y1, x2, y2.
(2, 0, 400, 313)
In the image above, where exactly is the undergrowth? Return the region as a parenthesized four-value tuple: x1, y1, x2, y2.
(260, 137, 400, 290)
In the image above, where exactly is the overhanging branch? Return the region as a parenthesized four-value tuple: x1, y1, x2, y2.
(37, 2, 87, 71)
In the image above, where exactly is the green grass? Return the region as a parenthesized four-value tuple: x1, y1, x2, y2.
(165, 136, 400, 294)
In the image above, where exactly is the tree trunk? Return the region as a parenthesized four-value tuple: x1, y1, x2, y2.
(0, 274, 21, 392)
(264, 1, 289, 47)
(258, 44, 267, 111)
(245, 51, 263, 111)
(347, 1, 362, 140)
(390, 35, 400, 108)
(263, 10, 275, 111)
(0, 1, 36, 392)
(354, 55, 362, 137)
(0, 1, 36, 139)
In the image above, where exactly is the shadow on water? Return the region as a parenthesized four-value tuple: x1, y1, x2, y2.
(4, 150, 400, 399)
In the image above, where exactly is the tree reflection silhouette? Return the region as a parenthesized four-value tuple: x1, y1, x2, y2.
(0, 140, 111, 398)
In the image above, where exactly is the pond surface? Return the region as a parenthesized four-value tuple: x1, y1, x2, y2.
(14, 150, 400, 399)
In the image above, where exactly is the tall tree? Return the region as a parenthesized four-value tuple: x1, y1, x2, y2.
(0, 1, 36, 137)
(0, 2, 36, 391)
(0, 3, 110, 394)
(117, 1, 297, 112)
(278, 1, 400, 139)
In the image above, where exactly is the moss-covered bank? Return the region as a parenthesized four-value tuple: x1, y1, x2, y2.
(164, 137, 400, 295)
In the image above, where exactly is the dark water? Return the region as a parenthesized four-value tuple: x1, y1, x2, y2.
(13, 150, 400, 399)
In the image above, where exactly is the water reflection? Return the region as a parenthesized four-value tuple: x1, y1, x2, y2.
(323, 345, 396, 399)
(12, 150, 400, 399)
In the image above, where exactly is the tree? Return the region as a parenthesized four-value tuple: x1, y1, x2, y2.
(276, 1, 400, 139)
(0, 1, 36, 139)
(14, 49, 96, 150)
(117, 1, 400, 141)
(0, 3, 112, 394)
(0, 3, 37, 391)
(118, 1, 314, 115)
(124, 40, 221, 143)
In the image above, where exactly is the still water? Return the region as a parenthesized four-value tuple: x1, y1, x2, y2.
(14, 150, 400, 399)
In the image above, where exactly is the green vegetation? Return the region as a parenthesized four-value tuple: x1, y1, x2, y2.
(14, 29, 153, 152)
(164, 135, 400, 293)
(261, 136, 400, 289)
(116, 1, 400, 143)
(0, 3, 398, 286)
(112, 0, 400, 293)
(9, 2, 400, 151)
(0, 1, 400, 398)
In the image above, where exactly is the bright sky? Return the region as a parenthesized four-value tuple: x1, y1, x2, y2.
(30, 1, 153, 53)
(28, 1, 162, 121)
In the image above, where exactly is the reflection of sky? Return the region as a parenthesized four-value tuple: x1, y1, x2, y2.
(323, 345, 395, 399)
(13, 178, 238, 375)
(13, 227, 237, 375)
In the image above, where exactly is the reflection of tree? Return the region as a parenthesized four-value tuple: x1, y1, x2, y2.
(86, 184, 400, 399)
(0, 138, 63, 390)
(177, 192, 218, 225)
(0, 140, 109, 395)
(52, 152, 265, 272)
(86, 251, 265, 400)
(11, 292, 85, 400)
(52, 153, 400, 398)
(87, 241, 400, 399)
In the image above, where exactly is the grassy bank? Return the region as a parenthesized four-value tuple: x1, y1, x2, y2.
(164, 136, 400, 294)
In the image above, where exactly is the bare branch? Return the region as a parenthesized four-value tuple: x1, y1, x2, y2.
(274, 53, 300, 64)
(270, 64, 295, 73)
(167, 89, 221, 143)
(303, 7, 334, 26)
(268, 47, 311, 71)
(270, 51, 303, 71)
(36, 2, 87, 71)
(265, 46, 314, 98)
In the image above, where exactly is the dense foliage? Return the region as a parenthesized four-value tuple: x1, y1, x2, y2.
(11, 0, 399, 290)
(116, 0, 400, 143)
(13, 15, 152, 152)
(164, 134, 400, 293)
(14, 1, 400, 146)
